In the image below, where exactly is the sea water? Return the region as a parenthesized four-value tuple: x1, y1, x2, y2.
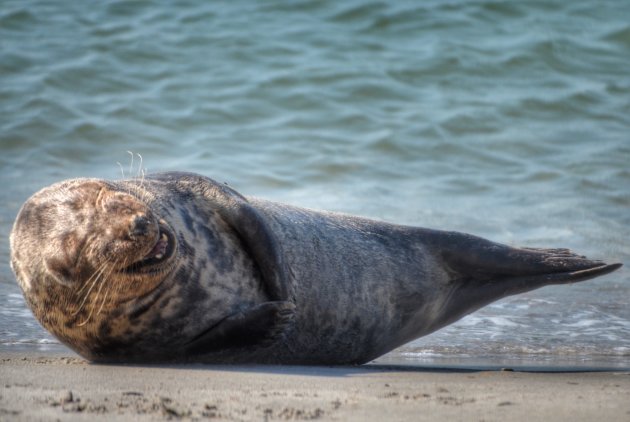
(1, 0, 629, 369)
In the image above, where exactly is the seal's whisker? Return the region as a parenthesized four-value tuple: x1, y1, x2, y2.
(135, 153, 148, 202)
(77, 262, 113, 326)
(96, 283, 112, 316)
(73, 269, 104, 316)
(127, 151, 134, 178)
(139, 167, 146, 192)
(75, 261, 108, 297)
(140, 169, 150, 202)
(124, 151, 137, 194)
(136, 153, 143, 179)
(73, 262, 109, 316)
(81, 260, 118, 324)
(109, 261, 131, 299)
(117, 162, 125, 180)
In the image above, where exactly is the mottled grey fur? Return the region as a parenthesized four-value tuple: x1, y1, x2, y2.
(10, 172, 621, 364)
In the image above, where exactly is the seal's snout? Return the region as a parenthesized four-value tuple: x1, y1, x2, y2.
(130, 215, 151, 238)
(100, 191, 158, 241)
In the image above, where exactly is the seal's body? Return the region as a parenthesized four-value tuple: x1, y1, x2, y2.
(10, 172, 621, 364)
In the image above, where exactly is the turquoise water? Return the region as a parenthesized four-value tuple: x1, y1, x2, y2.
(1, 0, 629, 367)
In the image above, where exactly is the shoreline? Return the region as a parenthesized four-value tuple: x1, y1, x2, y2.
(3, 343, 629, 372)
(2, 352, 629, 421)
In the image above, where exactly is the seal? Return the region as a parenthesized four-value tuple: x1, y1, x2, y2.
(10, 172, 622, 364)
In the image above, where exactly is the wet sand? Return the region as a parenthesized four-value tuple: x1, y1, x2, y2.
(1, 353, 629, 421)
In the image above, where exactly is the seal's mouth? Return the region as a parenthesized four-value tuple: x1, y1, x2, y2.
(123, 223, 175, 274)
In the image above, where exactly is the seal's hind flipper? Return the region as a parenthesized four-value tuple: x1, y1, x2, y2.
(432, 230, 622, 284)
(184, 301, 295, 356)
(420, 231, 622, 333)
(431, 230, 622, 310)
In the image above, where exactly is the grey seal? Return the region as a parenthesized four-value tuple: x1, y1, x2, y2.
(10, 172, 622, 364)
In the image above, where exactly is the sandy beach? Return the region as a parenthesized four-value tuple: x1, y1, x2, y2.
(1, 352, 628, 421)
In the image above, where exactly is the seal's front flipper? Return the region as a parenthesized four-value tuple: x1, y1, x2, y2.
(184, 301, 295, 355)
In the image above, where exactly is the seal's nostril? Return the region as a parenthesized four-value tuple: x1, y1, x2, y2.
(131, 215, 150, 237)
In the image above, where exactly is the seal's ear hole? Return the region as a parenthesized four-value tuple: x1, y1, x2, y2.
(45, 258, 77, 287)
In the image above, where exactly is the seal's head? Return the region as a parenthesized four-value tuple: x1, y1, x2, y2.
(9, 179, 177, 356)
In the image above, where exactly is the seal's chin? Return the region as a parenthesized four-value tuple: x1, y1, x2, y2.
(123, 224, 175, 274)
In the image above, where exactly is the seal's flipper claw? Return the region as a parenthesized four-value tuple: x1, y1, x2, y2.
(184, 301, 295, 355)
